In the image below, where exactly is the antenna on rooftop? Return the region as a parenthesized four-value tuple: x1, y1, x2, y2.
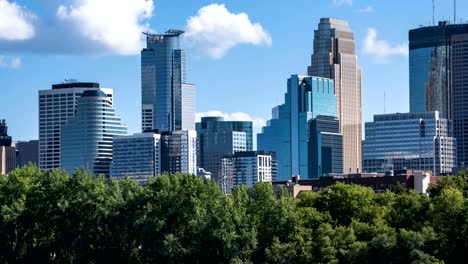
(432, 0, 435, 25)
(454, 0, 457, 23)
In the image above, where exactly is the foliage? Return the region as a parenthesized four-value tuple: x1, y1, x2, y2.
(0, 165, 467, 263)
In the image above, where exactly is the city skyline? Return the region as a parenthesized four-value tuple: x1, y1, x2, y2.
(1, 0, 468, 145)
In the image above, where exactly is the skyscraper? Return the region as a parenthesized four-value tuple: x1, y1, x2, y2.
(258, 75, 337, 180)
(196, 116, 252, 185)
(160, 130, 197, 175)
(61, 90, 127, 176)
(38, 82, 112, 170)
(141, 30, 195, 132)
(15, 140, 39, 167)
(307, 18, 362, 174)
(409, 21, 468, 167)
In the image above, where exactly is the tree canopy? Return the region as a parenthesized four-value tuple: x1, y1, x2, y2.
(1, 165, 468, 263)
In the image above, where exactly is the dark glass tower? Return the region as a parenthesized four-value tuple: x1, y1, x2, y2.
(0, 119, 12, 147)
(409, 22, 468, 167)
(141, 30, 195, 132)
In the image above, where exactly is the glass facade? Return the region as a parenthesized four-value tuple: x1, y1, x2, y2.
(160, 130, 197, 175)
(141, 30, 195, 132)
(61, 90, 127, 176)
(309, 116, 343, 178)
(111, 133, 161, 184)
(307, 18, 362, 174)
(221, 151, 276, 193)
(38, 82, 113, 170)
(258, 75, 337, 180)
(363, 112, 456, 175)
(196, 117, 253, 184)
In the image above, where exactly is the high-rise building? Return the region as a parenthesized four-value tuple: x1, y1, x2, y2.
(307, 18, 362, 174)
(309, 115, 343, 178)
(141, 30, 195, 132)
(160, 130, 197, 175)
(38, 82, 112, 170)
(61, 90, 127, 176)
(409, 21, 468, 117)
(363, 112, 456, 175)
(196, 116, 252, 184)
(258, 75, 337, 180)
(0, 119, 16, 175)
(15, 140, 39, 167)
(111, 132, 161, 184)
(220, 151, 276, 193)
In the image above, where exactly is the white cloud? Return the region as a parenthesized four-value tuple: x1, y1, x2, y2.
(333, 0, 353, 6)
(0, 55, 21, 68)
(358, 6, 374, 13)
(363, 28, 408, 63)
(0, 0, 36, 41)
(184, 4, 272, 59)
(56, 0, 154, 55)
(196, 111, 266, 128)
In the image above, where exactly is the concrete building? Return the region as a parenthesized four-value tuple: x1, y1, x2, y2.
(258, 75, 337, 180)
(38, 82, 112, 170)
(15, 140, 39, 167)
(141, 30, 195, 132)
(0, 119, 15, 175)
(196, 116, 251, 185)
(111, 132, 161, 184)
(61, 90, 127, 176)
(363, 112, 456, 175)
(221, 151, 276, 193)
(308, 18, 362, 175)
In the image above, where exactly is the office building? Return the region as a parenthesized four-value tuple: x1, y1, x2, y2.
(141, 30, 195, 132)
(15, 140, 39, 167)
(258, 75, 337, 180)
(452, 33, 468, 167)
(363, 112, 456, 175)
(38, 82, 112, 170)
(309, 116, 343, 178)
(0, 119, 16, 175)
(220, 151, 276, 193)
(196, 116, 251, 184)
(61, 90, 127, 176)
(160, 130, 197, 175)
(111, 132, 161, 184)
(307, 18, 362, 174)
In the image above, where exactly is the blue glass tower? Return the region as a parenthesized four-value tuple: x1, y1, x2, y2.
(61, 90, 127, 176)
(258, 75, 338, 180)
(141, 30, 195, 132)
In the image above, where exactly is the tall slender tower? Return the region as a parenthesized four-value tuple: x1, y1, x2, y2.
(307, 18, 362, 174)
(141, 30, 195, 132)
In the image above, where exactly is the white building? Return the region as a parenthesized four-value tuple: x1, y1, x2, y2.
(111, 132, 161, 184)
(221, 151, 276, 193)
(38, 82, 112, 170)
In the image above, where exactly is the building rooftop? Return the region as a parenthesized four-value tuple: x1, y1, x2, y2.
(52, 82, 100, 90)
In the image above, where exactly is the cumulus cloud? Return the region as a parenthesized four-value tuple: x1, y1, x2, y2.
(358, 6, 374, 13)
(363, 28, 408, 63)
(56, 0, 154, 55)
(184, 4, 272, 59)
(0, 55, 21, 68)
(196, 111, 266, 128)
(0, 0, 36, 41)
(333, 0, 353, 6)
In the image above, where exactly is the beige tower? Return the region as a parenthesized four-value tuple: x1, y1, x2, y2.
(308, 18, 362, 173)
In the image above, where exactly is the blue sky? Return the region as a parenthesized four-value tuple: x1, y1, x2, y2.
(1, 0, 467, 144)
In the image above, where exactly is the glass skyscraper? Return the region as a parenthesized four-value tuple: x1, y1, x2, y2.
(61, 90, 127, 176)
(409, 21, 468, 167)
(38, 82, 113, 170)
(258, 75, 337, 180)
(307, 18, 362, 174)
(363, 112, 456, 175)
(141, 30, 195, 132)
